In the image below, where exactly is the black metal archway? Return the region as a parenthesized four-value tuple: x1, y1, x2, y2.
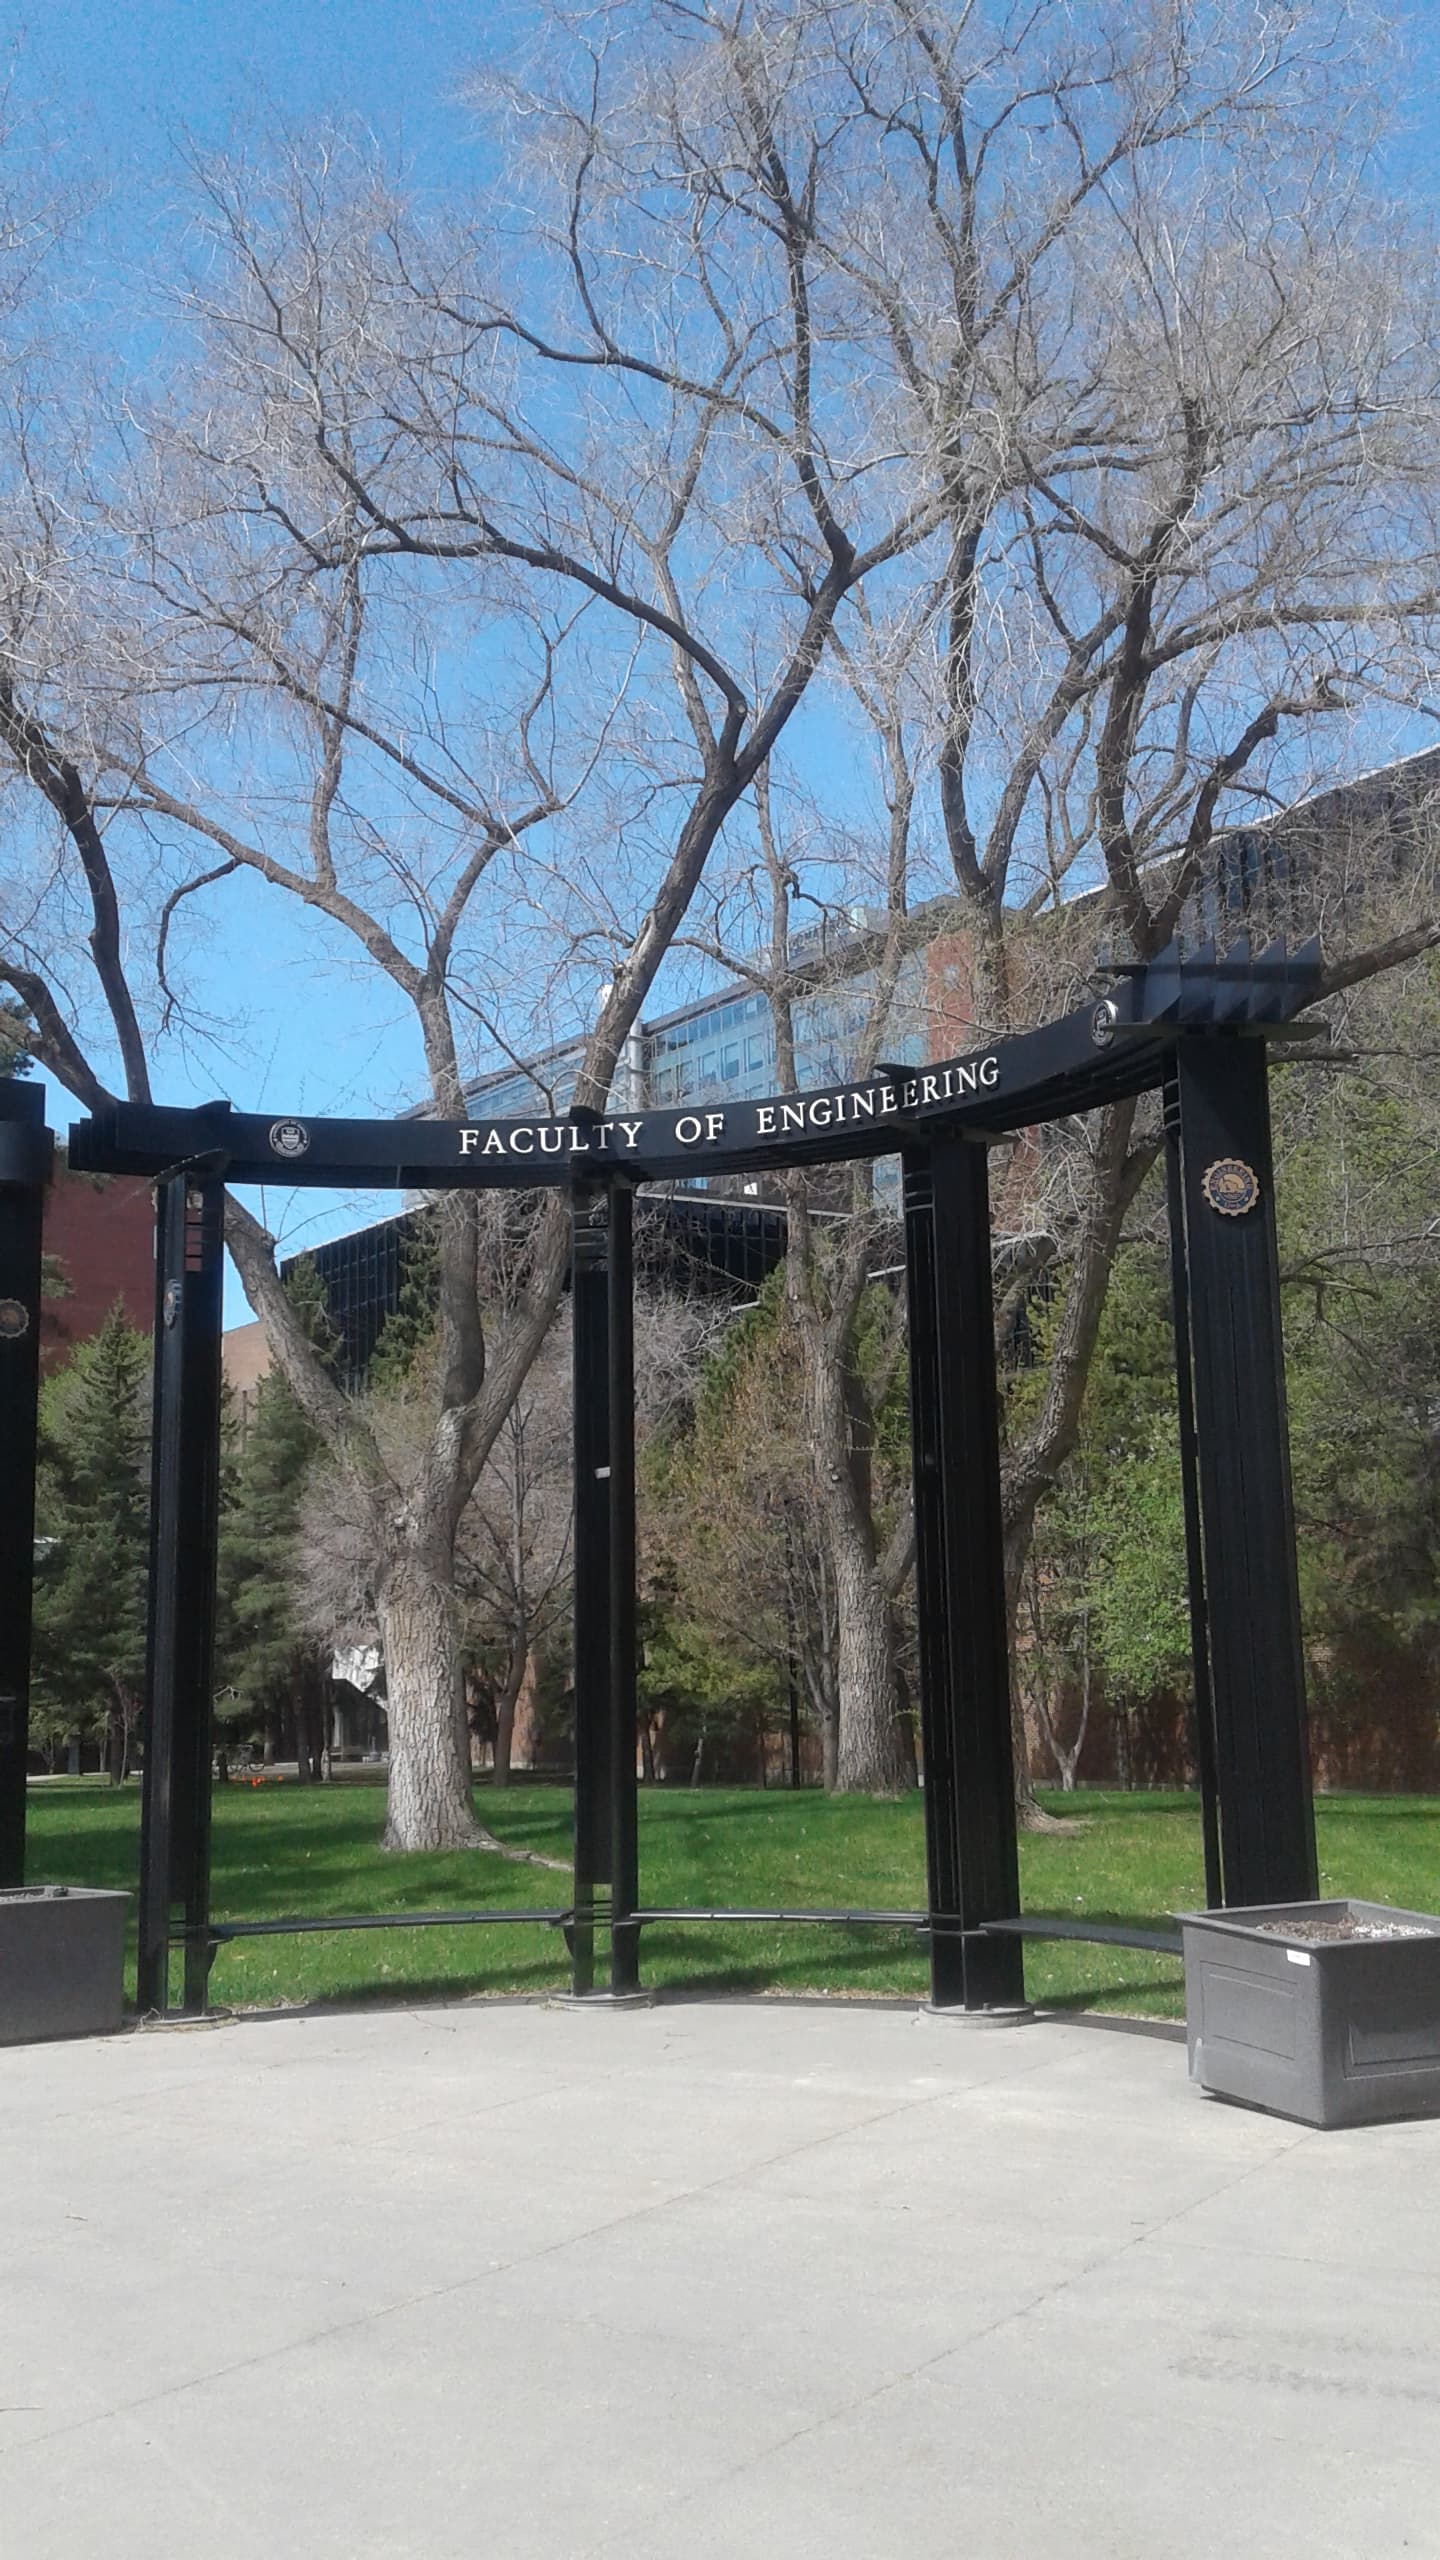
(5, 935, 1322, 2015)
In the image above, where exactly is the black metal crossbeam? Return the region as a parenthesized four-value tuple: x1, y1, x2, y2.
(633, 1905, 929, 1929)
(1101, 932, 1322, 1030)
(65, 940, 1320, 1196)
(209, 1908, 575, 1940)
(201, 1903, 1183, 1961)
(983, 1917, 1183, 1956)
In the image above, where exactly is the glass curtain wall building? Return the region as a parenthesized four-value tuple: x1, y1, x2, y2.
(467, 916, 935, 1135)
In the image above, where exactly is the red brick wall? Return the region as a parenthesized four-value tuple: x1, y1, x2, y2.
(41, 1156, 156, 1366)
(923, 933, 976, 1053)
(925, 927, 1043, 1229)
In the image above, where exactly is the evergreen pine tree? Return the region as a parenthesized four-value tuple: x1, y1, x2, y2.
(0, 997, 32, 1075)
(365, 1212, 439, 1392)
(217, 1258, 334, 1777)
(32, 1305, 151, 1780)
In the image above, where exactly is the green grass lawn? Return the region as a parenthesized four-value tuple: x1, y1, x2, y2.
(24, 1777, 1440, 2020)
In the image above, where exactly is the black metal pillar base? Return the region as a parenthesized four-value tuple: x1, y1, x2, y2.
(922, 1998, 1034, 2028)
(569, 1182, 641, 2000)
(904, 1140, 1025, 2011)
(0, 1085, 52, 1888)
(1174, 1038, 1317, 1907)
(550, 1989, 655, 2011)
(137, 1174, 225, 2016)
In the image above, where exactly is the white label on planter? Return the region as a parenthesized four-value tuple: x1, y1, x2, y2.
(1286, 1949, 1312, 1967)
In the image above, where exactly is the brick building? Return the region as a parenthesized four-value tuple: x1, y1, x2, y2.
(40, 1153, 156, 1367)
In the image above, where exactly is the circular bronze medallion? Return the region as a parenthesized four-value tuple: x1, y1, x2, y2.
(0, 1297, 30, 1341)
(269, 1118, 310, 1160)
(1201, 1157, 1260, 1217)
(1090, 1000, 1117, 1049)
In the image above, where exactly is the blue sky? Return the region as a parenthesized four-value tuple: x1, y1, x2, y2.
(17, 1, 475, 168)
(7, 0, 1440, 1314)
(7, 0, 893, 1310)
(7, 2, 539, 1302)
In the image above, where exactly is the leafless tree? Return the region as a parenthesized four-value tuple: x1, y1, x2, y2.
(683, 725, 923, 1793)
(460, 1333, 574, 1788)
(0, 73, 935, 1845)
(636, 0, 1440, 1799)
(643, 1287, 846, 1782)
(5, 3, 1440, 1844)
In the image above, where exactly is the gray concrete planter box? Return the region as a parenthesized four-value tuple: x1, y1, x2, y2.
(0, 1886, 128, 2046)
(1179, 1898, 1440, 2129)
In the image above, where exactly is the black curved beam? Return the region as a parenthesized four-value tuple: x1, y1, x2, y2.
(65, 1015, 1134, 1188)
(65, 940, 1318, 1189)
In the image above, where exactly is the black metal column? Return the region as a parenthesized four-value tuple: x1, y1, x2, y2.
(1174, 1037, 1317, 1906)
(570, 1186, 612, 1995)
(903, 1140, 1024, 2008)
(137, 1173, 225, 2015)
(0, 1083, 51, 1887)
(1163, 1073, 1223, 1910)
(606, 1183, 640, 1994)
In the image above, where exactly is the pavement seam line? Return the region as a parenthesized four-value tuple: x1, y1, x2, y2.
(0, 2038, 1085, 2462)
(571, 2122, 1330, 2556)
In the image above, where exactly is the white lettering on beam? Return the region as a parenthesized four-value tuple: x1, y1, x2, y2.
(457, 1059, 1000, 1165)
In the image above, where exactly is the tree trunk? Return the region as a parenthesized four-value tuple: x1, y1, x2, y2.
(452, 1657, 473, 1782)
(491, 1633, 527, 1790)
(998, 1105, 1146, 1826)
(805, 1329, 914, 1794)
(292, 1662, 326, 1783)
(511, 1650, 543, 1772)
(1065, 1625, 1093, 1793)
(378, 1562, 487, 1851)
(291, 1672, 311, 1782)
(799, 1598, 839, 1786)
(831, 1522, 914, 1793)
(819, 1701, 839, 1792)
(1003, 1509, 1068, 1827)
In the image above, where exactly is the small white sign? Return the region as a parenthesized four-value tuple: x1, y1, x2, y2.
(1286, 1949, 1313, 1967)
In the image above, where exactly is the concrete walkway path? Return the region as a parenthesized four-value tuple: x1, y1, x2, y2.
(3, 1998, 1437, 2557)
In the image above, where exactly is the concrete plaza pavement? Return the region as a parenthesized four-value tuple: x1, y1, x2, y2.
(3, 1996, 1438, 2558)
